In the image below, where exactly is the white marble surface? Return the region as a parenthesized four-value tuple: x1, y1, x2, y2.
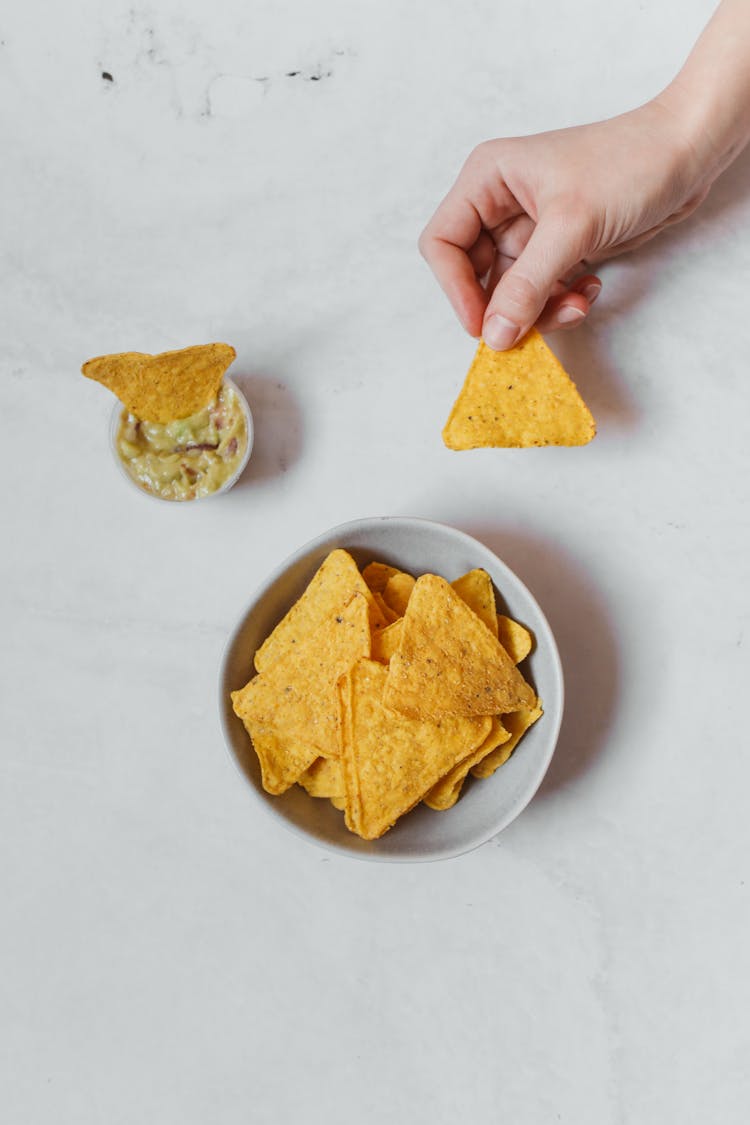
(2, 0, 749, 1121)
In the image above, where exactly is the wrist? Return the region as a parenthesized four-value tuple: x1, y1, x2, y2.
(654, 1, 750, 188)
(654, 77, 746, 190)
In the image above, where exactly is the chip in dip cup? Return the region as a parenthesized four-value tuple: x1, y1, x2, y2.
(110, 377, 253, 501)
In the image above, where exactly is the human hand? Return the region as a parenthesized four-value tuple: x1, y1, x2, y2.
(419, 97, 710, 351)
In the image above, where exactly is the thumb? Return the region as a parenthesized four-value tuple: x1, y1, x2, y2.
(482, 213, 586, 350)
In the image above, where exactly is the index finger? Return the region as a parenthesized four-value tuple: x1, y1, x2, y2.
(419, 191, 488, 337)
(419, 152, 523, 337)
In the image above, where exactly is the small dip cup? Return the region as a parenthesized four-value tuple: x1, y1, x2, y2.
(109, 376, 254, 502)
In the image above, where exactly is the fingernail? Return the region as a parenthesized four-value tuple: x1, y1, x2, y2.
(556, 305, 586, 325)
(581, 282, 601, 304)
(483, 314, 521, 351)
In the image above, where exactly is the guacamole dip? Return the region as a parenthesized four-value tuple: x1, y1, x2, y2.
(115, 382, 247, 500)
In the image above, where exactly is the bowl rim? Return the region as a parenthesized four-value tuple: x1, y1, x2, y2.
(108, 375, 254, 502)
(218, 516, 564, 862)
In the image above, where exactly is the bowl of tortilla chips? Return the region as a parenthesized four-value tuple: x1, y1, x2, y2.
(219, 517, 563, 861)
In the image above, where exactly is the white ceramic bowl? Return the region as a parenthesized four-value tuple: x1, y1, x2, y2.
(219, 517, 563, 862)
(109, 376, 253, 502)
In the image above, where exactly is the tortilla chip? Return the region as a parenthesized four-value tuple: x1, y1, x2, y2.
(361, 561, 402, 594)
(339, 659, 492, 839)
(81, 343, 237, 423)
(371, 618, 403, 664)
(232, 592, 370, 765)
(381, 572, 416, 617)
(234, 723, 319, 796)
(496, 614, 533, 664)
(383, 574, 536, 720)
(255, 549, 386, 673)
(330, 794, 346, 811)
(451, 569, 497, 635)
(470, 703, 544, 778)
(423, 717, 510, 810)
(372, 591, 400, 625)
(442, 331, 595, 449)
(298, 757, 345, 799)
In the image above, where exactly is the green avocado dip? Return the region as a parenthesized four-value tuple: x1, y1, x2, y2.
(115, 382, 247, 500)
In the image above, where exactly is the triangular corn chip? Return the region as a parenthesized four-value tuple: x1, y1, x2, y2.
(372, 590, 400, 625)
(236, 724, 319, 796)
(339, 659, 491, 839)
(423, 717, 510, 810)
(470, 703, 544, 779)
(451, 569, 497, 634)
(231, 592, 371, 766)
(383, 574, 536, 719)
(81, 342, 236, 423)
(381, 572, 416, 617)
(255, 549, 386, 673)
(298, 757, 345, 800)
(361, 561, 402, 594)
(442, 331, 595, 449)
(371, 618, 403, 664)
(496, 614, 533, 664)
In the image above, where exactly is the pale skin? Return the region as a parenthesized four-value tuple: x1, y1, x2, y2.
(419, 0, 750, 351)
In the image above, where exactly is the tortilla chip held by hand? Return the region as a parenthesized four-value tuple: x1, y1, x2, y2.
(442, 330, 595, 449)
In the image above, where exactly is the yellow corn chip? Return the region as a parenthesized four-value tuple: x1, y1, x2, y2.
(298, 757, 345, 799)
(381, 572, 416, 617)
(231, 592, 370, 766)
(372, 591, 400, 625)
(442, 331, 595, 449)
(255, 549, 387, 674)
(330, 794, 346, 811)
(383, 574, 536, 720)
(451, 569, 497, 635)
(361, 561, 402, 594)
(371, 618, 403, 664)
(339, 659, 492, 840)
(81, 342, 236, 423)
(234, 724, 319, 796)
(496, 614, 533, 664)
(423, 717, 510, 810)
(471, 703, 544, 778)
